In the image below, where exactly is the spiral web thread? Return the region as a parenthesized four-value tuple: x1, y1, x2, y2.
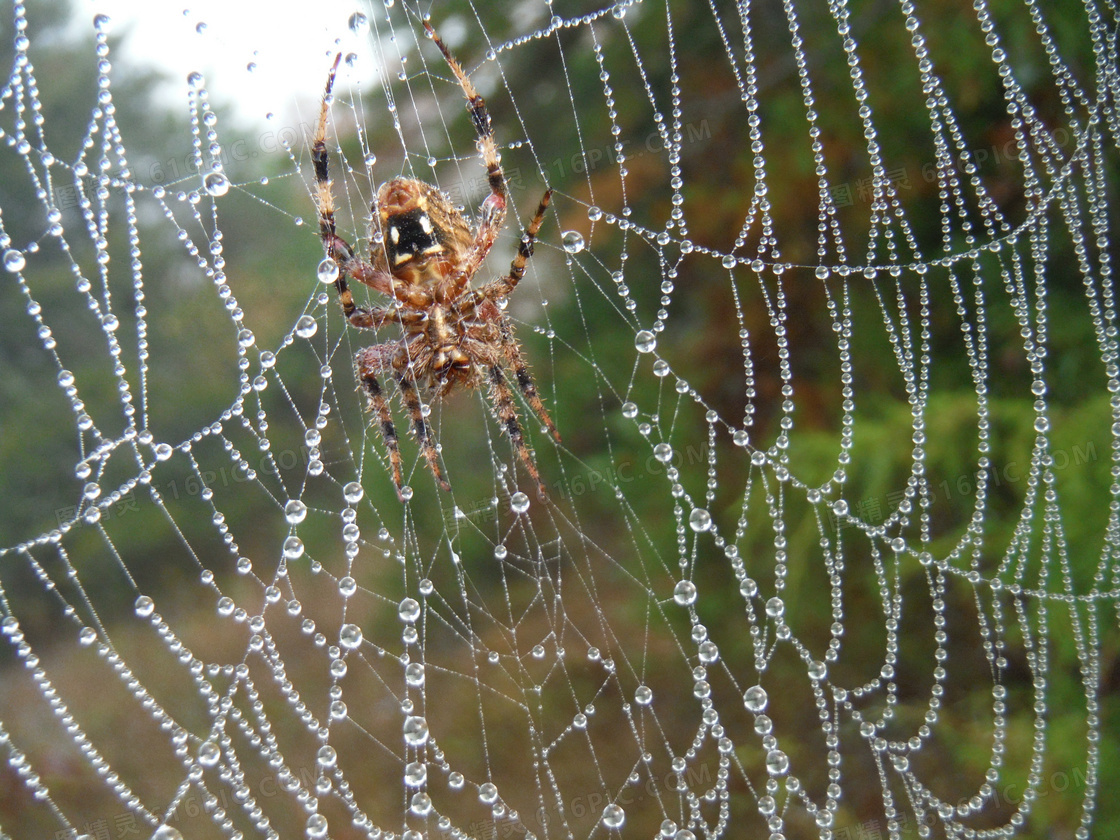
(0, 0, 1117, 838)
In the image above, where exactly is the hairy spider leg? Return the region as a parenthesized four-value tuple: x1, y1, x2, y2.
(312, 52, 405, 319)
(396, 373, 452, 491)
(487, 365, 548, 499)
(356, 353, 405, 496)
(498, 319, 561, 443)
(424, 20, 508, 289)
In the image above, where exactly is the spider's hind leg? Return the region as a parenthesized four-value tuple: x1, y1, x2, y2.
(487, 365, 549, 499)
(499, 320, 560, 444)
(397, 374, 452, 493)
(357, 347, 406, 498)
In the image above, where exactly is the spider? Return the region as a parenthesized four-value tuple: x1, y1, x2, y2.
(312, 20, 560, 501)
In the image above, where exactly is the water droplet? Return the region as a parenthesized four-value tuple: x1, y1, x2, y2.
(79, 626, 97, 646)
(186, 70, 203, 87)
(295, 315, 318, 338)
(339, 576, 356, 597)
(766, 749, 789, 776)
(134, 595, 155, 618)
(601, 803, 626, 829)
(479, 782, 499, 804)
(282, 536, 304, 560)
(635, 685, 653, 706)
(743, 684, 768, 712)
(93, 13, 112, 32)
(621, 401, 638, 418)
(449, 771, 465, 789)
(343, 481, 364, 503)
(698, 640, 719, 664)
(348, 11, 369, 34)
(316, 258, 339, 284)
(405, 662, 425, 686)
(510, 492, 530, 514)
(198, 741, 220, 766)
(152, 826, 183, 840)
(306, 814, 328, 839)
(634, 330, 656, 353)
(673, 580, 697, 606)
(284, 499, 307, 524)
(154, 443, 174, 461)
(364, 152, 377, 168)
(404, 760, 427, 788)
(195, 21, 208, 35)
(339, 623, 363, 649)
(410, 792, 433, 816)
(765, 596, 785, 618)
(3, 249, 25, 272)
(688, 508, 712, 532)
(653, 443, 673, 463)
(203, 172, 229, 196)
(399, 597, 421, 623)
(403, 715, 429, 746)
(561, 230, 585, 253)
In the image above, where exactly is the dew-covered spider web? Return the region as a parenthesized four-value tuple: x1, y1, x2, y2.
(2, 0, 1119, 837)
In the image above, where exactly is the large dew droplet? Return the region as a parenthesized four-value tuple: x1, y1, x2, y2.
(295, 315, 318, 339)
(316, 258, 339, 284)
(306, 814, 328, 839)
(743, 684, 768, 712)
(403, 715, 429, 746)
(561, 230, 585, 253)
(197, 741, 220, 766)
(203, 172, 229, 196)
(510, 492, 530, 514)
(339, 623, 363, 649)
(348, 11, 369, 34)
(399, 597, 421, 623)
(3, 249, 26, 273)
(601, 803, 626, 829)
(765, 748, 789, 776)
(284, 499, 307, 524)
(673, 580, 697, 606)
(404, 760, 427, 787)
(634, 330, 656, 353)
(688, 508, 712, 532)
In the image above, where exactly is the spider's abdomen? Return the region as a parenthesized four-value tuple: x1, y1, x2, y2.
(375, 178, 472, 283)
(385, 208, 442, 267)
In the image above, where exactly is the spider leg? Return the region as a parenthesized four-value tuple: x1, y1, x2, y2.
(459, 189, 553, 308)
(356, 347, 405, 498)
(396, 373, 451, 492)
(424, 21, 508, 281)
(312, 52, 404, 310)
(498, 319, 561, 443)
(487, 365, 548, 499)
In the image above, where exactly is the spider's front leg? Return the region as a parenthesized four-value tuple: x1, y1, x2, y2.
(312, 52, 422, 316)
(424, 20, 509, 284)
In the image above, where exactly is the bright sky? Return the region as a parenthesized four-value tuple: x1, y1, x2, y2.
(85, 0, 383, 128)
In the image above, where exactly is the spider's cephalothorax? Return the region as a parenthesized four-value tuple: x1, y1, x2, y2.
(311, 22, 560, 500)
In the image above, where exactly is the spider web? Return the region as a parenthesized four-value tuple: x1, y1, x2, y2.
(1, 0, 1118, 838)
